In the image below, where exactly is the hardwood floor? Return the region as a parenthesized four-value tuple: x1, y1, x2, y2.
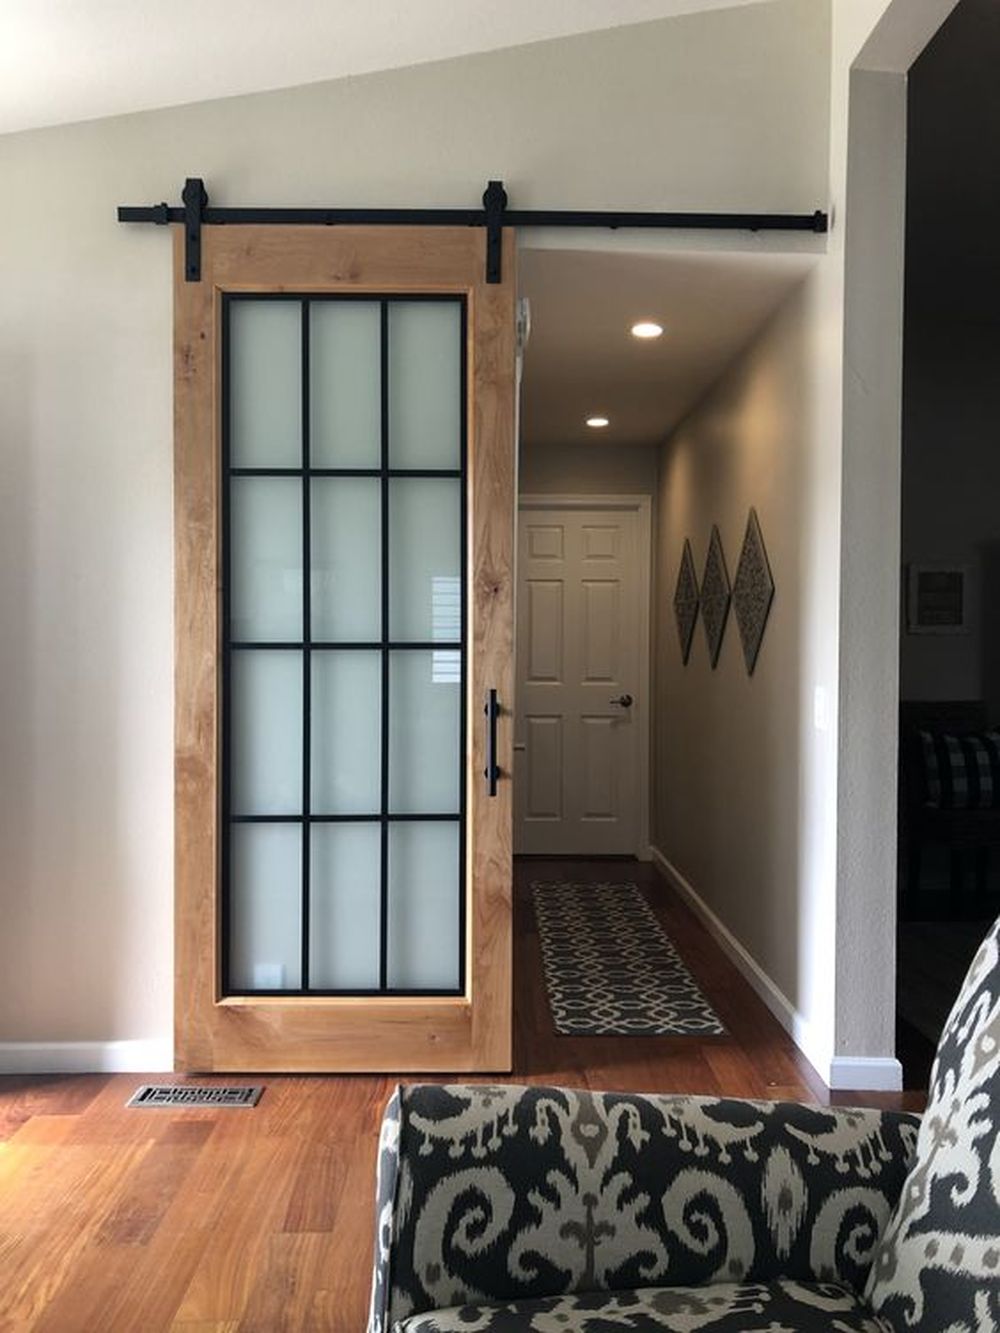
(0, 859, 923, 1332)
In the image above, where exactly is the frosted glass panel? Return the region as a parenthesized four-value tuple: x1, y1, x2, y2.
(311, 478, 381, 641)
(230, 300, 302, 467)
(387, 822, 460, 990)
(231, 650, 302, 815)
(230, 477, 302, 641)
(310, 302, 381, 468)
(311, 651, 381, 814)
(389, 652, 460, 814)
(388, 302, 461, 469)
(229, 823, 302, 990)
(310, 823, 381, 989)
(389, 478, 461, 642)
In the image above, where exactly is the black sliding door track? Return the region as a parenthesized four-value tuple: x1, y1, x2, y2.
(118, 178, 829, 284)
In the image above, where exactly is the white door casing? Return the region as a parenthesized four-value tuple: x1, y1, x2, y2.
(515, 496, 650, 856)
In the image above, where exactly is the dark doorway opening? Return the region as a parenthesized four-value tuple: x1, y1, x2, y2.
(896, 0, 1000, 1088)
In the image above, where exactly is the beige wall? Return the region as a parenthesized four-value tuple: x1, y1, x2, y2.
(0, 1, 831, 1061)
(650, 0, 960, 1090)
(654, 278, 818, 1019)
(653, 2, 960, 1093)
(520, 442, 658, 498)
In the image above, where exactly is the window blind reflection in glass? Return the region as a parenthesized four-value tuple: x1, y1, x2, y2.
(389, 478, 460, 642)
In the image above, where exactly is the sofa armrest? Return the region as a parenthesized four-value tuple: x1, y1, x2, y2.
(368, 1083, 920, 1331)
(369, 1086, 403, 1333)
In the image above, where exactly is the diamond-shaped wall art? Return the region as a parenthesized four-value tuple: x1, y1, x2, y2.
(700, 525, 731, 669)
(732, 507, 775, 676)
(673, 538, 700, 665)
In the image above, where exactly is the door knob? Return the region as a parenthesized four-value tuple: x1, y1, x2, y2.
(610, 693, 633, 708)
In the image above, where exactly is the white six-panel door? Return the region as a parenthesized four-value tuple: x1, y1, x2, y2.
(515, 502, 646, 855)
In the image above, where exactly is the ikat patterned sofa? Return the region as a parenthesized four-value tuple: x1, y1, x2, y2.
(368, 915, 1000, 1331)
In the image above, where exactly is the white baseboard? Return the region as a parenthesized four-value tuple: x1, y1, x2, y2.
(648, 846, 902, 1094)
(649, 844, 808, 1049)
(0, 1038, 173, 1075)
(828, 1057, 904, 1092)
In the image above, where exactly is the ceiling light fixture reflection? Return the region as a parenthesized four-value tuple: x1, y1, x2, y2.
(586, 416, 610, 429)
(631, 321, 664, 339)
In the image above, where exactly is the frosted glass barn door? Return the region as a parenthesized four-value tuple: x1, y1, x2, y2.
(174, 227, 515, 1072)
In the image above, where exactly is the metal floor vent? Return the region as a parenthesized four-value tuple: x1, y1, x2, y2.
(127, 1084, 263, 1108)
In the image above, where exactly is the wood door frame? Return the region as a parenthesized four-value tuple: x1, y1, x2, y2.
(516, 493, 652, 859)
(174, 225, 515, 1072)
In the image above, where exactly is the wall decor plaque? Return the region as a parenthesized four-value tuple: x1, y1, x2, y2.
(700, 525, 731, 669)
(673, 538, 700, 665)
(732, 507, 775, 675)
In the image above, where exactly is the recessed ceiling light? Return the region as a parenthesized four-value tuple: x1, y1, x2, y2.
(631, 320, 664, 339)
(586, 416, 610, 429)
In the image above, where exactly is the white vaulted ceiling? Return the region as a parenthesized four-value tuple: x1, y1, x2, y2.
(0, 0, 769, 135)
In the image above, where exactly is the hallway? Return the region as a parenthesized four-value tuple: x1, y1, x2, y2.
(0, 860, 921, 1332)
(514, 859, 907, 1102)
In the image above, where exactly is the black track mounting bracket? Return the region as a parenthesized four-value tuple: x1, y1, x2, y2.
(182, 177, 208, 282)
(482, 180, 508, 285)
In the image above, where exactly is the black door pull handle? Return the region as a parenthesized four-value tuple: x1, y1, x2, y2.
(484, 689, 500, 796)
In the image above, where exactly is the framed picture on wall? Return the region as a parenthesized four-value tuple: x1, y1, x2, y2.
(906, 564, 970, 634)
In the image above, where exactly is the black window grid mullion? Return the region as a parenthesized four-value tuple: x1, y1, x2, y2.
(230, 467, 461, 479)
(222, 291, 466, 1000)
(379, 300, 391, 992)
(300, 300, 312, 992)
(458, 298, 469, 997)
(221, 295, 233, 996)
(239, 988, 463, 998)
(230, 641, 461, 652)
(231, 813, 461, 823)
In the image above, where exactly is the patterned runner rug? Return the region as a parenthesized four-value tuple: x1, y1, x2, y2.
(531, 880, 725, 1036)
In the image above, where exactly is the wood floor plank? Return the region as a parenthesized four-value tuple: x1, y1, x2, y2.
(96, 1119, 214, 1246)
(281, 1141, 343, 1235)
(170, 1324, 240, 1332)
(96, 1230, 211, 1333)
(237, 1232, 334, 1333)
(29, 1244, 141, 1333)
(702, 1043, 770, 1099)
(0, 1140, 148, 1232)
(0, 1144, 149, 1328)
(0, 1075, 109, 1143)
(3, 1115, 78, 1148)
(172, 1137, 303, 1324)
(0, 856, 923, 1332)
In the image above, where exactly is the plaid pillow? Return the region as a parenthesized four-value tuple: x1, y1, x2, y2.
(918, 729, 1000, 809)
